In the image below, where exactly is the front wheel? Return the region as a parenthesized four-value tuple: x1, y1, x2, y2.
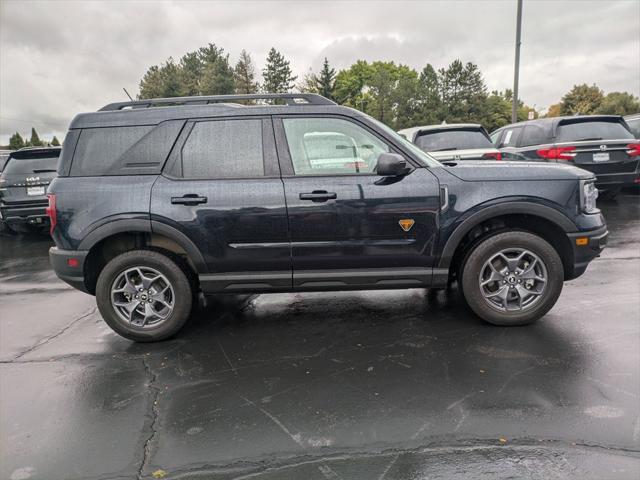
(460, 231, 564, 326)
(96, 250, 194, 342)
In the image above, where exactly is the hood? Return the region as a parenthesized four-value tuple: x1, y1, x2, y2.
(442, 161, 595, 182)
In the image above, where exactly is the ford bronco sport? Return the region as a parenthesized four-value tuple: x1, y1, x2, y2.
(48, 94, 607, 342)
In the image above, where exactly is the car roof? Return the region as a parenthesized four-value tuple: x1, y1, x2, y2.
(69, 94, 357, 129)
(494, 114, 624, 133)
(398, 123, 484, 138)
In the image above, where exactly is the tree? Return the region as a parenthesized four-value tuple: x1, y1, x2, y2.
(234, 50, 259, 95)
(29, 128, 43, 147)
(596, 92, 640, 116)
(315, 58, 336, 100)
(138, 65, 164, 99)
(262, 48, 297, 93)
(546, 103, 562, 117)
(51, 136, 61, 146)
(559, 84, 604, 115)
(9, 132, 25, 150)
(200, 54, 235, 95)
(178, 51, 204, 96)
(415, 64, 441, 125)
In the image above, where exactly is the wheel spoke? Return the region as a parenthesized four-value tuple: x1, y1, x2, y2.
(111, 266, 175, 328)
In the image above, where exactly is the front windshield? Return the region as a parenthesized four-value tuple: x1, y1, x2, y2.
(368, 117, 442, 167)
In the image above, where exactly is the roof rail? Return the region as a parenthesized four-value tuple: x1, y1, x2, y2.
(99, 93, 336, 111)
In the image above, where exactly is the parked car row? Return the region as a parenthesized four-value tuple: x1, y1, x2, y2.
(0, 146, 61, 233)
(401, 114, 640, 199)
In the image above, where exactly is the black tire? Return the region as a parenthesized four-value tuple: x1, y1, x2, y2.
(460, 231, 564, 326)
(96, 250, 194, 342)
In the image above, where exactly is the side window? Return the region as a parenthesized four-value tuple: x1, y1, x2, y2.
(520, 124, 549, 147)
(181, 119, 264, 178)
(490, 130, 502, 145)
(282, 117, 390, 175)
(499, 127, 521, 148)
(72, 126, 153, 176)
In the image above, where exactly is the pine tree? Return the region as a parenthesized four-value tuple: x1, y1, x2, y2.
(29, 128, 43, 147)
(234, 50, 259, 94)
(316, 58, 336, 100)
(51, 136, 61, 146)
(138, 65, 164, 99)
(262, 48, 297, 93)
(9, 132, 25, 150)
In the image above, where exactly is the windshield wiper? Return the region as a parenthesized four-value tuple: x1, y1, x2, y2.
(431, 147, 457, 152)
(574, 137, 602, 142)
(33, 169, 57, 173)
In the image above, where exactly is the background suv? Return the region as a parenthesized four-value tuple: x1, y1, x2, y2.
(491, 115, 640, 197)
(0, 146, 60, 233)
(48, 94, 606, 342)
(398, 123, 502, 161)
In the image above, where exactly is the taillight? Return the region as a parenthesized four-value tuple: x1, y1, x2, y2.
(45, 194, 57, 235)
(482, 152, 502, 161)
(626, 143, 640, 157)
(537, 146, 576, 161)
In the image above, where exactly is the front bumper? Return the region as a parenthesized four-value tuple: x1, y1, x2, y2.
(49, 247, 90, 293)
(566, 225, 608, 280)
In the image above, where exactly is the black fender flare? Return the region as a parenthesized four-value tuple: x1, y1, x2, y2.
(437, 201, 577, 270)
(78, 217, 207, 273)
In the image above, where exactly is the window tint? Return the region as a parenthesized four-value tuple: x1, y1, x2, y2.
(626, 117, 640, 139)
(282, 118, 389, 175)
(72, 126, 154, 176)
(520, 124, 549, 147)
(414, 128, 492, 151)
(2, 156, 59, 175)
(181, 119, 264, 178)
(499, 127, 521, 147)
(557, 120, 634, 142)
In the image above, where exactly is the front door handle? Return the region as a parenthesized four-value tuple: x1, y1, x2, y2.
(299, 191, 337, 202)
(171, 194, 208, 205)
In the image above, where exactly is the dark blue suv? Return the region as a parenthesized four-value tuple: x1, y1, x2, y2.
(48, 94, 607, 341)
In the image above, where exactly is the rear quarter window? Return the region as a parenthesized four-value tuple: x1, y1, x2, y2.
(556, 120, 634, 142)
(519, 124, 550, 147)
(625, 117, 640, 139)
(70, 121, 183, 176)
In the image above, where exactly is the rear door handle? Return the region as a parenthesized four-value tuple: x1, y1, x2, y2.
(171, 194, 208, 205)
(299, 191, 337, 202)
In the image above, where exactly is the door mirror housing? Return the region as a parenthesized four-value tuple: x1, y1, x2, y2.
(376, 153, 410, 176)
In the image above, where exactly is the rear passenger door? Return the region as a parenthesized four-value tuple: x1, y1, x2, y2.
(151, 117, 291, 292)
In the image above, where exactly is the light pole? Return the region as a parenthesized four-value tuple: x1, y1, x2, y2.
(512, 0, 523, 123)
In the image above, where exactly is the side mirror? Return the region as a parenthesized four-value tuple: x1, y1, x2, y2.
(376, 153, 410, 176)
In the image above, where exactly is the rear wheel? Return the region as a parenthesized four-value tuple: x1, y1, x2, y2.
(96, 250, 194, 342)
(460, 231, 564, 326)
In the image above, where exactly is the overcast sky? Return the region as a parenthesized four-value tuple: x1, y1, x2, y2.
(1, 0, 638, 144)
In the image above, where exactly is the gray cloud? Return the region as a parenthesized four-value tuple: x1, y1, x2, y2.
(1, 0, 638, 143)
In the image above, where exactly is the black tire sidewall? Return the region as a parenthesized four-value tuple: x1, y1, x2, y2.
(461, 231, 564, 326)
(96, 250, 193, 342)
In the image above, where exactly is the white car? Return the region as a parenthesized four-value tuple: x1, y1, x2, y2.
(398, 123, 502, 162)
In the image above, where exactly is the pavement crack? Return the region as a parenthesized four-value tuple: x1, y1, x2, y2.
(137, 356, 161, 480)
(11, 306, 97, 361)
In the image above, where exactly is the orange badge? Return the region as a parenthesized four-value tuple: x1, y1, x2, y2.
(399, 219, 415, 232)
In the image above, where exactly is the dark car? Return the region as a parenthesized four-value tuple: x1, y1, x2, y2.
(398, 123, 502, 161)
(0, 147, 61, 233)
(491, 115, 640, 197)
(48, 93, 607, 342)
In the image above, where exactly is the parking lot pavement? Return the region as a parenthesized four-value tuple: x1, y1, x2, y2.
(1, 194, 639, 480)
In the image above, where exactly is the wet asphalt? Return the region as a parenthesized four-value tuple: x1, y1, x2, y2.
(0, 194, 639, 480)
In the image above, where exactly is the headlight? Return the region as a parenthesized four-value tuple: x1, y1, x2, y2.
(581, 180, 598, 213)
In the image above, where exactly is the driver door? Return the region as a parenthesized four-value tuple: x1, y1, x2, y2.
(274, 115, 441, 290)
